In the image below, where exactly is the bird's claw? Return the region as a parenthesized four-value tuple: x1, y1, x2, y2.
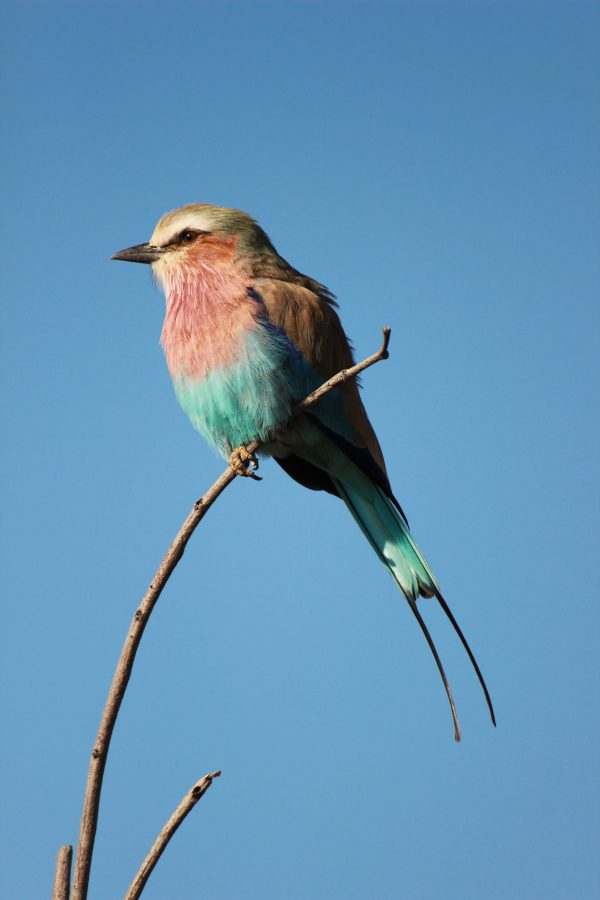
(229, 446, 262, 480)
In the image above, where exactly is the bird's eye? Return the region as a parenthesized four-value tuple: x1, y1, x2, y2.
(180, 230, 197, 243)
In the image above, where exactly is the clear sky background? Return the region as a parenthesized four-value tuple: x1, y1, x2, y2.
(1, 2, 598, 898)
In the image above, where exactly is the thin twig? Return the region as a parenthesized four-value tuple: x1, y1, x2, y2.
(124, 771, 221, 900)
(51, 845, 72, 900)
(294, 326, 390, 415)
(70, 328, 391, 900)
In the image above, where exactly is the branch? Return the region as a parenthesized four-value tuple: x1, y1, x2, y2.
(124, 771, 221, 900)
(52, 845, 72, 900)
(70, 327, 391, 900)
(294, 325, 390, 415)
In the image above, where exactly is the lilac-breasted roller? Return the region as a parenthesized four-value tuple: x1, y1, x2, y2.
(112, 203, 495, 740)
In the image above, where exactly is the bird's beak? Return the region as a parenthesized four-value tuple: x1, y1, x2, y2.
(111, 242, 165, 264)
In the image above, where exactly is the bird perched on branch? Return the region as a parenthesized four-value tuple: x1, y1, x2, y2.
(112, 203, 495, 740)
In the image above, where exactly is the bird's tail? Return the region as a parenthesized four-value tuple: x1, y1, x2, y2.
(332, 475, 495, 741)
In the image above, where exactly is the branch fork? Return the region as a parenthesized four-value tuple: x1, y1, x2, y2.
(56, 329, 391, 899)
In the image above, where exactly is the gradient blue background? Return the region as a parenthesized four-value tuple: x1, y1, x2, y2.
(1, 2, 598, 898)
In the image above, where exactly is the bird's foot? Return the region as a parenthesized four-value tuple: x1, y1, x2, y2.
(229, 446, 262, 480)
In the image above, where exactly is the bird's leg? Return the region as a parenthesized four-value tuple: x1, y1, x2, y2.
(228, 446, 262, 480)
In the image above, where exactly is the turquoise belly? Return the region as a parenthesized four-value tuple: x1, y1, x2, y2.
(172, 328, 307, 456)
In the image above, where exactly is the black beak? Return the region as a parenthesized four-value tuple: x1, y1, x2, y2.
(111, 242, 165, 264)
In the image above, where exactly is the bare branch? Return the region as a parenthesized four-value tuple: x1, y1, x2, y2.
(70, 328, 392, 900)
(124, 771, 221, 900)
(51, 845, 72, 900)
(294, 325, 391, 415)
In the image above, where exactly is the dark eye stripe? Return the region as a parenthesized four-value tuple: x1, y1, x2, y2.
(172, 228, 209, 246)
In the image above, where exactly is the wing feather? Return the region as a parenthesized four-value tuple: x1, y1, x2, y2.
(256, 278, 388, 477)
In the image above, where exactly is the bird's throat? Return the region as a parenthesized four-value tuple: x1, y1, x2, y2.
(159, 261, 258, 381)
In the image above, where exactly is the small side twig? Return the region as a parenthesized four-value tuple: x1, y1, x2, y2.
(293, 325, 390, 416)
(124, 771, 221, 900)
(51, 844, 72, 900)
(68, 328, 391, 900)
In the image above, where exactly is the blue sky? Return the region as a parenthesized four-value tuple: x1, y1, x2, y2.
(1, 2, 598, 898)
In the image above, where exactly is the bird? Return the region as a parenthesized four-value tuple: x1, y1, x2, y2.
(112, 203, 495, 741)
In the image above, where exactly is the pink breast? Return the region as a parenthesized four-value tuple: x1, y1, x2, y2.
(159, 258, 258, 381)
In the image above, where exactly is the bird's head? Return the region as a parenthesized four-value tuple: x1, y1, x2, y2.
(112, 202, 332, 301)
(112, 203, 278, 285)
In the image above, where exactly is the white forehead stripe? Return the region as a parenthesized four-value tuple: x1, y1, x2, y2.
(150, 208, 218, 247)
